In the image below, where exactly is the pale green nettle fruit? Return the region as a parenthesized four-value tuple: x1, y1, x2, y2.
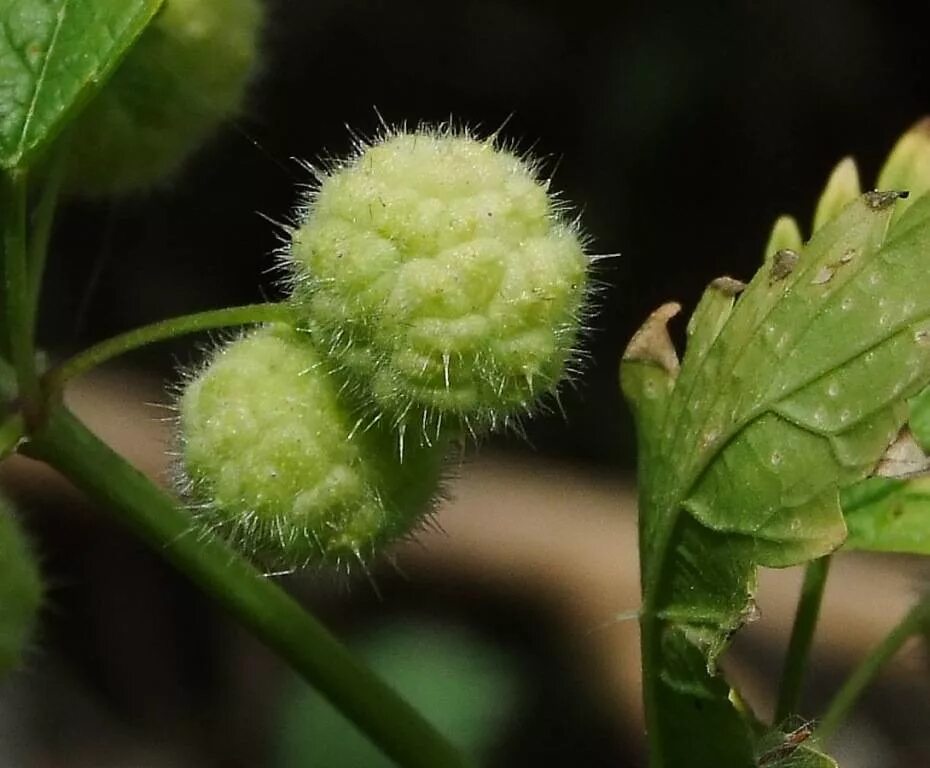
(287, 128, 591, 440)
(0, 499, 42, 676)
(177, 325, 444, 567)
(65, 0, 262, 196)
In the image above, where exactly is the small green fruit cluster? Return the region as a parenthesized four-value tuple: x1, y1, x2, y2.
(178, 127, 591, 568)
(66, 0, 262, 196)
(0, 498, 42, 676)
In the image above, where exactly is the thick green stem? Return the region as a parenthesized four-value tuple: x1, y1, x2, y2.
(30, 406, 471, 768)
(775, 556, 831, 722)
(46, 302, 294, 394)
(817, 594, 930, 741)
(2, 171, 40, 411)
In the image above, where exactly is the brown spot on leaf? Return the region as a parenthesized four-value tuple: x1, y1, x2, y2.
(623, 302, 681, 376)
(710, 276, 747, 296)
(758, 721, 815, 766)
(865, 190, 909, 210)
(769, 249, 799, 284)
(875, 426, 930, 479)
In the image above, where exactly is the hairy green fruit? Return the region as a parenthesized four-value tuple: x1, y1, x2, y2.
(65, 0, 262, 196)
(0, 499, 42, 676)
(177, 326, 444, 567)
(287, 128, 590, 440)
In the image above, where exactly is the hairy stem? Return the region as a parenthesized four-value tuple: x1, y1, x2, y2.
(46, 302, 294, 394)
(817, 594, 930, 741)
(775, 556, 832, 722)
(30, 406, 471, 768)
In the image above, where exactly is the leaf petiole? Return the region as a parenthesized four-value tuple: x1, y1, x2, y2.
(27, 136, 69, 331)
(775, 556, 832, 722)
(817, 593, 930, 741)
(45, 301, 294, 395)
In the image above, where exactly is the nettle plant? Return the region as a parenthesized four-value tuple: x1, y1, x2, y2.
(0, 2, 928, 768)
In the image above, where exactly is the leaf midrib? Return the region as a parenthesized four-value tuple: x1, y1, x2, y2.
(14, 0, 68, 165)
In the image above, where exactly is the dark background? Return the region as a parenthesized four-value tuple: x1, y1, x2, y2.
(9, 2, 930, 766)
(46, 0, 930, 467)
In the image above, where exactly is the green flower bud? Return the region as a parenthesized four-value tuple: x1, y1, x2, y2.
(286, 127, 591, 441)
(177, 325, 444, 567)
(0, 498, 42, 676)
(65, 0, 262, 196)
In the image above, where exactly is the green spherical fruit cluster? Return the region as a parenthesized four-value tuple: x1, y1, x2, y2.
(178, 325, 443, 567)
(287, 128, 590, 439)
(66, 0, 262, 196)
(177, 127, 590, 568)
(0, 499, 42, 676)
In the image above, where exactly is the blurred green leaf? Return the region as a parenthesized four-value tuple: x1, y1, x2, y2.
(276, 621, 520, 768)
(842, 476, 930, 554)
(0, 356, 14, 400)
(0, 0, 163, 170)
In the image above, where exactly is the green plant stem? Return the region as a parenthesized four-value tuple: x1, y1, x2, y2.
(0, 413, 24, 460)
(46, 302, 293, 393)
(638, 598, 664, 765)
(27, 139, 68, 328)
(817, 594, 930, 741)
(1, 171, 40, 411)
(30, 406, 471, 768)
(775, 555, 832, 722)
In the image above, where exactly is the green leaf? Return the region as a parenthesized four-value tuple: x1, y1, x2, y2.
(759, 745, 837, 768)
(621, 301, 681, 547)
(0, 0, 164, 171)
(754, 720, 837, 767)
(664, 192, 924, 557)
(763, 215, 803, 262)
(841, 475, 930, 554)
(624, 189, 930, 767)
(812, 157, 861, 235)
(909, 384, 930, 451)
(877, 117, 930, 226)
